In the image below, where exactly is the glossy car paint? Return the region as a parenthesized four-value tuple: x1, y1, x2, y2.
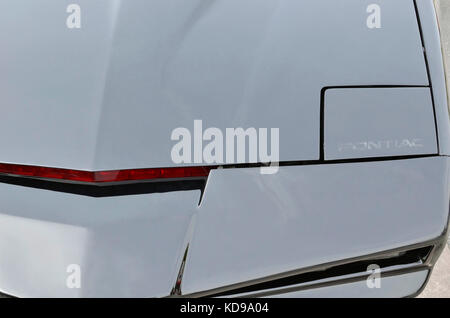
(182, 157, 449, 295)
(417, 0, 450, 155)
(324, 88, 437, 160)
(0, 0, 447, 297)
(0, 0, 428, 169)
(264, 270, 430, 298)
(0, 189, 199, 297)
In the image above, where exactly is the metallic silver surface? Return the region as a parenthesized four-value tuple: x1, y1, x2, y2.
(324, 88, 437, 160)
(0, 188, 199, 297)
(183, 157, 450, 295)
(266, 270, 429, 298)
(0, 0, 447, 298)
(416, 0, 450, 155)
(435, 0, 450, 96)
(0, 0, 428, 170)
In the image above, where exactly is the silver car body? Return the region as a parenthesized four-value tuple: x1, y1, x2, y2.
(0, 0, 448, 297)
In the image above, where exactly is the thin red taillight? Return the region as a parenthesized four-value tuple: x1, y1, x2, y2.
(0, 163, 212, 183)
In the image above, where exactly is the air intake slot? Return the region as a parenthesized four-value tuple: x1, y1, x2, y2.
(209, 246, 432, 297)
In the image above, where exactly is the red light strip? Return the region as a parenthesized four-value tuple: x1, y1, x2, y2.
(0, 163, 212, 183)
